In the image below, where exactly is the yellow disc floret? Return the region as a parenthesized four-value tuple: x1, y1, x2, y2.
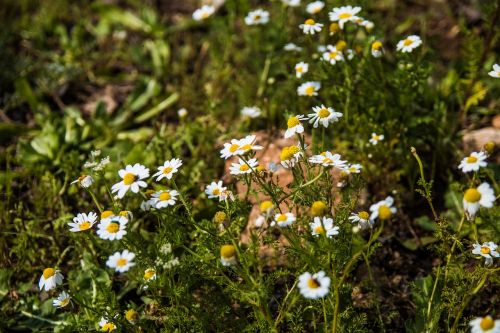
(125, 309, 139, 323)
(339, 12, 352, 19)
(117, 258, 127, 267)
(480, 316, 494, 330)
(329, 23, 340, 34)
(163, 166, 173, 174)
(305, 19, 315, 25)
(43, 268, 55, 279)
(480, 246, 491, 255)
(214, 211, 227, 224)
(280, 146, 300, 161)
(358, 211, 370, 220)
(123, 173, 137, 185)
(276, 214, 288, 222)
(464, 188, 481, 203)
(318, 108, 330, 118)
(101, 210, 113, 219)
(220, 245, 236, 259)
(260, 200, 273, 213)
(287, 116, 300, 128)
(307, 278, 320, 288)
(159, 192, 171, 201)
(106, 222, 120, 233)
(310, 201, 327, 216)
(79, 221, 91, 230)
(143, 268, 156, 280)
(372, 41, 382, 51)
(378, 205, 392, 220)
(336, 40, 347, 51)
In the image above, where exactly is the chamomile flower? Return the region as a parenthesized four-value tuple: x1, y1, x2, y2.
(280, 145, 303, 168)
(470, 315, 500, 333)
(205, 181, 227, 200)
(343, 163, 362, 174)
(369, 196, 397, 221)
(371, 41, 383, 58)
(68, 212, 98, 232)
(271, 212, 296, 227)
(220, 135, 263, 159)
(328, 6, 361, 29)
(472, 242, 499, 266)
(298, 81, 321, 97)
(178, 108, 188, 118)
(298, 271, 331, 299)
(310, 201, 327, 216)
(150, 190, 179, 208)
(348, 211, 372, 229)
(359, 19, 374, 31)
(309, 151, 347, 169)
(369, 133, 384, 145)
(241, 106, 262, 118)
(192, 5, 215, 21)
(295, 62, 309, 78)
(153, 158, 182, 181)
(284, 43, 303, 52)
(229, 158, 258, 175)
(143, 268, 157, 281)
(282, 0, 301, 6)
(458, 151, 487, 173)
(396, 35, 422, 53)
(260, 200, 275, 217)
(111, 163, 149, 199)
(285, 115, 305, 138)
(463, 182, 495, 219)
(299, 19, 323, 34)
(245, 9, 269, 25)
(99, 318, 116, 332)
(71, 174, 93, 188)
(322, 45, 344, 65)
(106, 250, 135, 273)
(308, 105, 342, 128)
(39, 268, 64, 291)
(100, 210, 115, 221)
(307, 1, 325, 14)
(310, 217, 339, 237)
(97, 216, 128, 241)
(488, 64, 500, 78)
(220, 245, 237, 266)
(53, 291, 70, 308)
(125, 309, 139, 324)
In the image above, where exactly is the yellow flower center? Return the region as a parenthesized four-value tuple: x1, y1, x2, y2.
(212, 188, 220, 196)
(480, 316, 494, 330)
(464, 188, 481, 203)
(466, 156, 478, 163)
(123, 173, 137, 185)
(296, 66, 303, 73)
(322, 158, 333, 164)
(239, 164, 250, 171)
(220, 245, 236, 259)
(101, 210, 113, 219)
(305, 19, 315, 25)
(372, 41, 382, 51)
(254, 15, 261, 20)
(79, 221, 91, 230)
(339, 12, 352, 19)
(305, 86, 315, 96)
(358, 211, 369, 220)
(43, 268, 55, 279)
(311, 6, 321, 14)
(329, 23, 339, 33)
(311, 201, 327, 216)
(117, 258, 128, 267)
(307, 278, 320, 289)
(163, 166, 173, 174)
(240, 144, 252, 151)
(318, 108, 330, 118)
(201, 12, 210, 19)
(373, 135, 380, 141)
(106, 222, 120, 233)
(280, 146, 300, 161)
(481, 246, 491, 255)
(214, 211, 227, 224)
(287, 116, 300, 128)
(277, 214, 288, 222)
(125, 309, 139, 323)
(336, 40, 347, 51)
(60, 298, 70, 307)
(260, 200, 273, 212)
(229, 144, 239, 153)
(101, 323, 115, 332)
(144, 269, 156, 280)
(403, 38, 413, 46)
(78, 175, 87, 182)
(159, 192, 171, 201)
(315, 225, 325, 234)
(378, 205, 392, 220)
(119, 211, 129, 217)
(329, 51, 338, 60)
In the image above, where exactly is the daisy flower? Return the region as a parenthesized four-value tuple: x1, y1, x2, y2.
(153, 158, 182, 181)
(39, 268, 63, 291)
(343, 163, 362, 174)
(143, 268, 157, 281)
(472, 242, 499, 266)
(463, 182, 495, 219)
(322, 45, 344, 65)
(488, 64, 500, 78)
(106, 250, 135, 273)
(245, 9, 269, 25)
(259, 200, 275, 217)
(369, 133, 384, 145)
(310, 201, 327, 217)
(298, 271, 331, 299)
(280, 145, 303, 168)
(220, 245, 237, 266)
(284, 43, 303, 52)
(299, 19, 323, 34)
(111, 163, 149, 199)
(309, 151, 347, 169)
(125, 309, 139, 324)
(310, 217, 339, 237)
(53, 291, 70, 308)
(241, 106, 262, 118)
(205, 181, 227, 200)
(192, 5, 215, 21)
(470, 315, 500, 333)
(308, 105, 342, 128)
(298, 81, 321, 97)
(97, 216, 128, 241)
(271, 212, 296, 227)
(359, 19, 374, 30)
(458, 151, 487, 173)
(348, 211, 372, 229)
(220, 135, 263, 159)
(328, 6, 361, 29)
(68, 212, 98, 232)
(100, 210, 115, 221)
(295, 62, 309, 78)
(229, 158, 258, 175)
(285, 115, 305, 138)
(99, 318, 116, 332)
(369, 196, 397, 221)
(396, 35, 422, 53)
(371, 41, 383, 58)
(71, 174, 93, 188)
(150, 189, 179, 208)
(307, 1, 325, 14)
(282, 0, 301, 6)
